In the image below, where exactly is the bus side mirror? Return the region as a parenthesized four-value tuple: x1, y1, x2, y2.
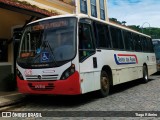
(13, 27, 23, 42)
(14, 32, 22, 42)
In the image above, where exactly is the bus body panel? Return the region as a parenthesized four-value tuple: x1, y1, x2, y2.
(79, 49, 157, 94)
(17, 59, 82, 95)
(17, 62, 72, 81)
(79, 52, 101, 94)
(17, 71, 81, 95)
(112, 52, 156, 85)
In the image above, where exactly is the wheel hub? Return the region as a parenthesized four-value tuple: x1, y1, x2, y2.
(101, 76, 108, 91)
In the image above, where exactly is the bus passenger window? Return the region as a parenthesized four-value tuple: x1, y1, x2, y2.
(133, 34, 142, 52)
(96, 23, 111, 48)
(142, 37, 148, 52)
(79, 23, 95, 62)
(123, 31, 134, 51)
(110, 26, 124, 50)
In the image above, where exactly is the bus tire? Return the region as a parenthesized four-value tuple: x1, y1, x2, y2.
(143, 65, 148, 83)
(98, 70, 110, 97)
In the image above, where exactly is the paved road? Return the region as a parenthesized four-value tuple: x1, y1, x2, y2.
(1, 75, 160, 119)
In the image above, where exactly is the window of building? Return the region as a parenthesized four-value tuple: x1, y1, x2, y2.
(80, 0, 87, 14)
(96, 23, 111, 48)
(99, 0, 105, 20)
(91, 0, 97, 17)
(110, 26, 124, 49)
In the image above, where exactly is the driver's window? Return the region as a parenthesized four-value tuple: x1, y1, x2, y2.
(79, 23, 95, 62)
(21, 32, 31, 53)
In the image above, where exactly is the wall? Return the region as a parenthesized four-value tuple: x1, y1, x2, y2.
(0, 0, 75, 91)
(0, 63, 12, 91)
(0, 8, 31, 63)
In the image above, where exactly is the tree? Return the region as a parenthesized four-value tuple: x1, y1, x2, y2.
(109, 18, 122, 25)
(109, 18, 160, 39)
(122, 21, 126, 25)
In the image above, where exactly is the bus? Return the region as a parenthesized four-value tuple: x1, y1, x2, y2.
(152, 39, 160, 71)
(16, 14, 157, 97)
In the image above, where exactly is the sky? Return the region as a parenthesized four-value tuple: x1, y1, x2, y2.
(107, 0, 160, 28)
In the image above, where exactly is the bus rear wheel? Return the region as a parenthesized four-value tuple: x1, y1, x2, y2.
(143, 65, 148, 83)
(98, 71, 110, 97)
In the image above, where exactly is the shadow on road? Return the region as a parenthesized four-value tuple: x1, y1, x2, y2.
(109, 78, 153, 95)
(153, 71, 160, 75)
(23, 92, 98, 107)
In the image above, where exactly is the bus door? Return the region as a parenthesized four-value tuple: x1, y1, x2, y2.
(78, 19, 97, 93)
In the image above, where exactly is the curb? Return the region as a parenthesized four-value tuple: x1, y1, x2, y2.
(0, 93, 25, 108)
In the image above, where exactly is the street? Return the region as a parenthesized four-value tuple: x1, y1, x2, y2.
(1, 74, 160, 118)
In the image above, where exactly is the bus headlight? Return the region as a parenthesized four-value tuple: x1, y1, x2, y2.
(16, 69, 24, 80)
(60, 64, 75, 80)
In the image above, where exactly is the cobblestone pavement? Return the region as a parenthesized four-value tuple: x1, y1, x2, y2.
(1, 75, 160, 119)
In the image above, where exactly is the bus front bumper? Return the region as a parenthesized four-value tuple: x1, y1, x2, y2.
(17, 71, 81, 95)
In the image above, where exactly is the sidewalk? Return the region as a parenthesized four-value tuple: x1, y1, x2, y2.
(0, 91, 25, 108)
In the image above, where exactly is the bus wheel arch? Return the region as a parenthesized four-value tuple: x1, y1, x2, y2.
(97, 66, 113, 97)
(143, 63, 148, 83)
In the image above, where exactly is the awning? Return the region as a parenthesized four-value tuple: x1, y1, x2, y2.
(0, 0, 59, 18)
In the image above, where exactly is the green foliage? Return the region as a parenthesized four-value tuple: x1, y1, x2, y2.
(110, 17, 160, 39)
(128, 26, 160, 39)
(128, 25, 141, 32)
(109, 18, 122, 25)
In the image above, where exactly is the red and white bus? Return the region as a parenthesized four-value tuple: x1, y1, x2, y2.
(16, 14, 157, 97)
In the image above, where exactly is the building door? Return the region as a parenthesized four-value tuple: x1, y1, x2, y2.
(13, 27, 22, 78)
(0, 39, 8, 62)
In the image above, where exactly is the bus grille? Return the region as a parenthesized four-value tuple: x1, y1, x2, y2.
(26, 75, 58, 80)
(28, 83, 54, 91)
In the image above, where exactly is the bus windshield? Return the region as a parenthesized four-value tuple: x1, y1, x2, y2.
(17, 17, 77, 68)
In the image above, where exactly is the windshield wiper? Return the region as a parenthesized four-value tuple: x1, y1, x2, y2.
(41, 41, 58, 66)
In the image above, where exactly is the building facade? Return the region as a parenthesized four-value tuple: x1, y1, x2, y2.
(76, 0, 108, 21)
(0, 0, 108, 90)
(0, 0, 75, 89)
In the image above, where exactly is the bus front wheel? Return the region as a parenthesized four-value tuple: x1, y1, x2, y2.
(143, 65, 148, 83)
(98, 70, 110, 97)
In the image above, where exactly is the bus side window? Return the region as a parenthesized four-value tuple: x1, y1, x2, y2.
(96, 23, 111, 48)
(142, 37, 148, 52)
(79, 23, 95, 62)
(123, 31, 133, 51)
(129, 33, 134, 51)
(110, 26, 124, 50)
(147, 38, 154, 53)
(134, 34, 142, 52)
